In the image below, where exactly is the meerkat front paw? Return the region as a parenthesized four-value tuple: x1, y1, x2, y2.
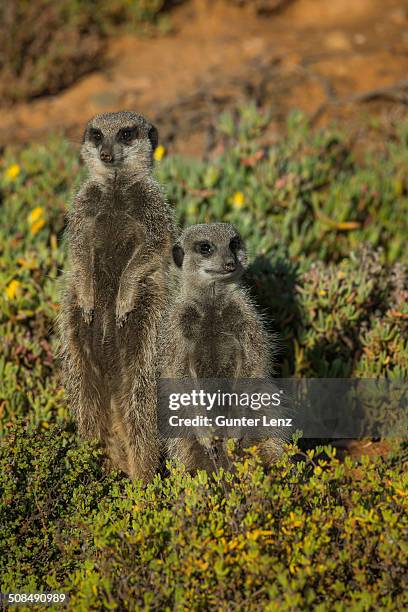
(115, 312, 128, 328)
(115, 296, 134, 327)
(77, 287, 94, 325)
(82, 307, 94, 325)
(78, 297, 94, 324)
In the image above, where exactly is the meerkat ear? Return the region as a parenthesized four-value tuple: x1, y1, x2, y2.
(148, 125, 159, 151)
(82, 125, 89, 144)
(172, 245, 184, 268)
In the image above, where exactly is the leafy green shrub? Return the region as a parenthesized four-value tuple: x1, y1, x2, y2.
(246, 246, 408, 377)
(0, 421, 119, 591)
(0, 1, 170, 104)
(0, 109, 406, 607)
(0, 423, 406, 609)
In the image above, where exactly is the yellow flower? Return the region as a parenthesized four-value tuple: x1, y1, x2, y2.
(5, 279, 21, 300)
(4, 163, 21, 180)
(319, 289, 327, 296)
(27, 207, 44, 225)
(27, 207, 46, 235)
(154, 145, 166, 161)
(30, 219, 46, 235)
(231, 191, 245, 209)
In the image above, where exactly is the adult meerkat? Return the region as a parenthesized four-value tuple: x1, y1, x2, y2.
(159, 223, 285, 473)
(59, 111, 174, 481)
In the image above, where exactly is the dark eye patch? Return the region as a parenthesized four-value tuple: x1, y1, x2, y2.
(229, 236, 242, 252)
(194, 241, 214, 257)
(90, 128, 103, 144)
(118, 126, 138, 144)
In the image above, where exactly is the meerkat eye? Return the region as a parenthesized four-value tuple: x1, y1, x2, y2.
(195, 241, 214, 257)
(229, 236, 242, 253)
(119, 127, 136, 144)
(91, 129, 102, 144)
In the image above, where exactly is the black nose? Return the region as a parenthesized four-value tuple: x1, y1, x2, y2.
(100, 150, 113, 163)
(224, 260, 236, 272)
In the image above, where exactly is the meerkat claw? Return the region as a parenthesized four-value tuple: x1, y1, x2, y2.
(115, 312, 128, 328)
(82, 309, 94, 325)
(115, 300, 131, 326)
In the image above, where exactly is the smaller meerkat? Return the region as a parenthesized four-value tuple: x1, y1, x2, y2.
(159, 223, 286, 473)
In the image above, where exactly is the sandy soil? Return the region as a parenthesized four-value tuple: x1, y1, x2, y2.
(1, 0, 408, 155)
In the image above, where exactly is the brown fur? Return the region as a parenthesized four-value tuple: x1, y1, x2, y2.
(159, 223, 285, 473)
(59, 111, 174, 481)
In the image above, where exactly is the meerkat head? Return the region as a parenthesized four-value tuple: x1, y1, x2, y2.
(173, 223, 247, 285)
(81, 111, 158, 181)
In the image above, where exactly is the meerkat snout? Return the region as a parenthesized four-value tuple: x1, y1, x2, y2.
(223, 258, 236, 273)
(81, 111, 159, 180)
(172, 223, 247, 283)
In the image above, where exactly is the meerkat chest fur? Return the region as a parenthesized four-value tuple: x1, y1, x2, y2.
(91, 181, 147, 301)
(79, 177, 160, 309)
(200, 289, 242, 337)
(181, 287, 248, 377)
